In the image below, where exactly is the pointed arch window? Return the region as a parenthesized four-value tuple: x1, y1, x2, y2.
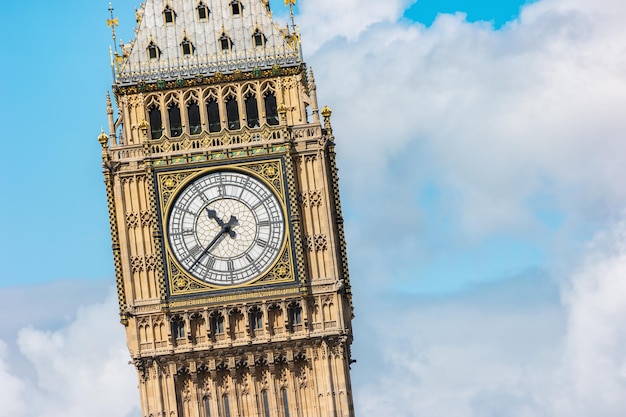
(168, 103, 182, 137)
(253, 29, 266, 48)
(250, 309, 263, 331)
(197, 2, 210, 20)
(203, 396, 211, 417)
(264, 92, 279, 125)
(231, 1, 242, 16)
(187, 100, 201, 134)
(206, 98, 221, 133)
(262, 390, 270, 417)
(219, 33, 232, 52)
(281, 388, 291, 417)
(163, 5, 176, 24)
(181, 37, 194, 56)
(245, 94, 260, 128)
(223, 395, 231, 417)
(226, 97, 240, 130)
(172, 319, 185, 339)
(148, 105, 163, 139)
(211, 314, 224, 334)
(288, 303, 302, 327)
(147, 41, 160, 60)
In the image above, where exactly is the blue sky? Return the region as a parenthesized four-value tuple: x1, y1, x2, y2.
(2, 0, 626, 416)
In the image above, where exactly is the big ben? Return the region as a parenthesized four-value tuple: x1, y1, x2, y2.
(98, 1, 355, 416)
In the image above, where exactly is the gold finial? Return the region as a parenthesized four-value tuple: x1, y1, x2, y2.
(98, 129, 110, 147)
(321, 106, 333, 135)
(278, 103, 289, 126)
(139, 120, 150, 138)
(107, 3, 121, 81)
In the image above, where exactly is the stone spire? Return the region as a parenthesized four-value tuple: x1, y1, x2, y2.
(116, 0, 302, 86)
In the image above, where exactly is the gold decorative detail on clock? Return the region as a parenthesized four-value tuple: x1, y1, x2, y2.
(155, 158, 297, 296)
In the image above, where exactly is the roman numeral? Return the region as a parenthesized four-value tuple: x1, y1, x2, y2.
(258, 219, 281, 227)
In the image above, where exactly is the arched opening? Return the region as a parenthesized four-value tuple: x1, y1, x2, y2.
(219, 33, 232, 52)
(187, 101, 201, 134)
(281, 388, 290, 417)
(264, 92, 279, 126)
(250, 309, 263, 333)
(231, 1, 242, 16)
(226, 97, 240, 130)
(147, 41, 160, 60)
(253, 29, 265, 47)
(181, 38, 193, 56)
(223, 394, 231, 417)
(245, 95, 259, 128)
(206, 98, 221, 132)
(203, 396, 211, 417)
(288, 304, 302, 327)
(211, 314, 224, 335)
(262, 390, 270, 417)
(148, 105, 163, 139)
(197, 2, 210, 20)
(163, 5, 175, 24)
(168, 103, 182, 137)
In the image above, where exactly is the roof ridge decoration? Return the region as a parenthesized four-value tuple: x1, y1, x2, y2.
(111, 0, 303, 87)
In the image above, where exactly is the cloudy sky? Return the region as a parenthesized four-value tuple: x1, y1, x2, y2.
(2, 0, 626, 416)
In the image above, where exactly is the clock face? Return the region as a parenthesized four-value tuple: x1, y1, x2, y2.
(166, 170, 285, 286)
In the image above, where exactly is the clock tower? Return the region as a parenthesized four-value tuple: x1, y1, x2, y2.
(98, 1, 355, 416)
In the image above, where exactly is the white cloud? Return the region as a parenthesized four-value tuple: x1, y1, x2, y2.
(298, 0, 414, 53)
(4, 1, 626, 416)
(0, 341, 27, 417)
(351, 217, 626, 417)
(555, 220, 626, 416)
(0, 291, 140, 417)
(307, 0, 626, 241)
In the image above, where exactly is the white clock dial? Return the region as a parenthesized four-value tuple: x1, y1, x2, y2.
(167, 170, 285, 285)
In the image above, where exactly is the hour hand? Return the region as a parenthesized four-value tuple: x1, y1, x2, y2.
(206, 208, 224, 227)
(225, 215, 238, 238)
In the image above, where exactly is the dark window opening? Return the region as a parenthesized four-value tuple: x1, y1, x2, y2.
(181, 38, 193, 56)
(204, 396, 211, 417)
(226, 97, 240, 130)
(168, 103, 182, 137)
(245, 95, 259, 128)
(149, 106, 163, 139)
(206, 99, 221, 132)
(197, 3, 209, 20)
(147, 42, 159, 60)
(172, 320, 185, 339)
(262, 391, 270, 417)
(253, 30, 265, 47)
(282, 388, 291, 417)
(219, 34, 232, 51)
(223, 395, 231, 417)
(163, 6, 175, 24)
(250, 310, 263, 330)
(188, 101, 201, 134)
(288, 304, 302, 327)
(231, 1, 242, 15)
(264, 92, 279, 125)
(211, 315, 224, 334)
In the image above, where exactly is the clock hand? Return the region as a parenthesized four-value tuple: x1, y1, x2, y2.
(224, 215, 239, 238)
(189, 215, 239, 270)
(206, 208, 225, 227)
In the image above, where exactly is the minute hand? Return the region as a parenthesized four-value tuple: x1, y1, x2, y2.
(190, 215, 239, 270)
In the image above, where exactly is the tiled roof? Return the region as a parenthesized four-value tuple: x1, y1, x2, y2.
(117, 0, 301, 86)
